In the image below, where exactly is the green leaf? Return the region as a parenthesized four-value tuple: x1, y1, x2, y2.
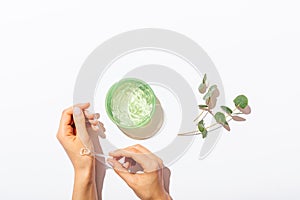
(203, 93, 210, 101)
(197, 120, 205, 132)
(203, 85, 217, 100)
(198, 83, 207, 94)
(197, 120, 208, 138)
(198, 104, 208, 109)
(214, 112, 227, 125)
(201, 129, 208, 138)
(202, 73, 207, 84)
(221, 106, 233, 115)
(233, 95, 248, 109)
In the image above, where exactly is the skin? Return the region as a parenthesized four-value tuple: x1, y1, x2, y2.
(57, 103, 105, 200)
(108, 145, 172, 200)
(57, 103, 172, 200)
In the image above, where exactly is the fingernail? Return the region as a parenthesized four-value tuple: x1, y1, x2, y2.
(92, 125, 99, 131)
(73, 107, 81, 115)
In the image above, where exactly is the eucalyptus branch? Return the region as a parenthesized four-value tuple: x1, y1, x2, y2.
(178, 73, 251, 139)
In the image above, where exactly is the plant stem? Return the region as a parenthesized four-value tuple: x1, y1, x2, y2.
(178, 132, 201, 136)
(178, 130, 198, 135)
(232, 107, 238, 113)
(180, 106, 239, 136)
(205, 115, 232, 130)
(207, 118, 233, 132)
(207, 125, 222, 132)
(193, 110, 205, 122)
(233, 112, 243, 115)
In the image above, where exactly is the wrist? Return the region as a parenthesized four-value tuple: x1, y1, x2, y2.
(149, 189, 170, 200)
(74, 170, 95, 185)
(74, 154, 95, 173)
(74, 160, 95, 185)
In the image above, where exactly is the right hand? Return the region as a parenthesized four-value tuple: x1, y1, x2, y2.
(107, 144, 171, 200)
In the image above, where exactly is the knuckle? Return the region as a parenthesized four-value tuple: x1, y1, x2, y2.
(126, 148, 139, 153)
(157, 158, 164, 166)
(134, 144, 142, 148)
(152, 162, 160, 170)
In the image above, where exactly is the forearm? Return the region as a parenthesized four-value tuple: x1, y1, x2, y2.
(72, 169, 98, 200)
(95, 159, 106, 200)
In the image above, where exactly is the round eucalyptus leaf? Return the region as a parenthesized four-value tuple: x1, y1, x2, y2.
(221, 106, 233, 115)
(208, 85, 217, 93)
(233, 95, 248, 109)
(203, 85, 217, 100)
(203, 92, 211, 101)
(207, 96, 217, 109)
(214, 112, 226, 124)
(232, 115, 246, 121)
(212, 87, 220, 98)
(198, 83, 207, 94)
(237, 105, 251, 114)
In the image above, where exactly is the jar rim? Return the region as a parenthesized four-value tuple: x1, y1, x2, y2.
(105, 78, 156, 128)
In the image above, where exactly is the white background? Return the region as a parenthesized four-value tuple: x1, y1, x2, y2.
(1, 0, 300, 199)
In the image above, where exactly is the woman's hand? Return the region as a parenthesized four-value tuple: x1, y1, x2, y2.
(108, 144, 172, 200)
(57, 103, 105, 200)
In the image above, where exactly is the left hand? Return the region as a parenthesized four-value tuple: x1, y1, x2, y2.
(56, 102, 105, 173)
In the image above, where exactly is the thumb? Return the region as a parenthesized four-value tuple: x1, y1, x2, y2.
(107, 158, 133, 183)
(73, 106, 92, 149)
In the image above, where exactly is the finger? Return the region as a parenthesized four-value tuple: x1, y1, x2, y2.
(91, 124, 100, 131)
(84, 111, 100, 120)
(88, 119, 104, 127)
(73, 106, 91, 148)
(132, 144, 152, 153)
(87, 120, 104, 128)
(123, 162, 130, 169)
(60, 103, 90, 126)
(126, 145, 163, 171)
(88, 119, 99, 126)
(124, 157, 145, 173)
(107, 158, 129, 173)
(99, 125, 106, 133)
(109, 147, 155, 172)
(133, 144, 164, 168)
(58, 103, 90, 137)
(97, 122, 106, 131)
(125, 157, 137, 167)
(90, 121, 105, 132)
(107, 158, 134, 183)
